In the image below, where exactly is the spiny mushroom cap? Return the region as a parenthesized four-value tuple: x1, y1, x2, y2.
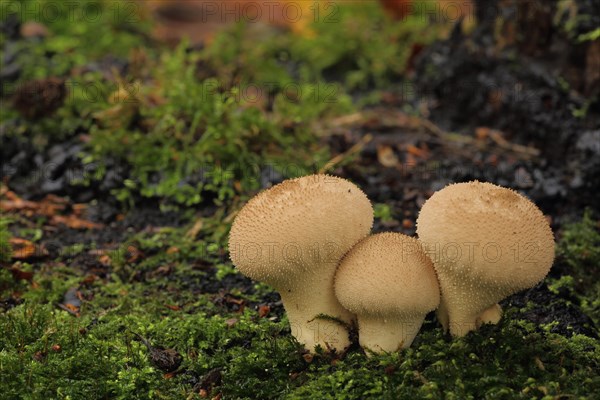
(416, 181, 555, 290)
(228, 174, 373, 287)
(334, 233, 440, 316)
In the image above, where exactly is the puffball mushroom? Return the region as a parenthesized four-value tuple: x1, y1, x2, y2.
(416, 181, 555, 337)
(228, 174, 373, 352)
(334, 233, 440, 353)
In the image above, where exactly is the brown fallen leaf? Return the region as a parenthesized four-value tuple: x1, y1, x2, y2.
(12, 77, 66, 120)
(10, 265, 34, 282)
(98, 254, 112, 267)
(51, 214, 103, 230)
(377, 144, 399, 167)
(10, 237, 47, 259)
(225, 318, 238, 328)
(402, 219, 414, 229)
(134, 333, 183, 373)
(258, 304, 270, 318)
(81, 274, 97, 285)
(2, 189, 103, 230)
(20, 21, 49, 38)
(166, 246, 179, 254)
(58, 287, 82, 317)
(9, 238, 36, 259)
(405, 143, 429, 159)
(71, 204, 87, 216)
(58, 302, 80, 317)
(194, 368, 223, 397)
(125, 245, 144, 263)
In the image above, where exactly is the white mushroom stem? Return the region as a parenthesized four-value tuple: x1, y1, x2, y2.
(437, 273, 508, 336)
(477, 303, 503, 327)
(281, 276, 354, 351)
(357, 314, 426, 354)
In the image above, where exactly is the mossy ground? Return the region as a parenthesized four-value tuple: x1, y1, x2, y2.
(1, 1, 599, 399)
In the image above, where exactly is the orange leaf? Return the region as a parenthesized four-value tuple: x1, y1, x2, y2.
(377, 145, 399, 167)
(10, 266, 34, 281)
(9, 237, 46, 259)
(405, 144, 429, 159)
(51, 215, 103, 230)
(258, 305, 270, 318)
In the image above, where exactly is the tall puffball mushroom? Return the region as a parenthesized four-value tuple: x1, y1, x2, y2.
(228, 174, 373, 352)
(416, 181, 555, 337)
(334, 233, 440, 353)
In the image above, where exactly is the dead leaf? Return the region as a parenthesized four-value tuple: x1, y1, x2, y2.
(405, 144, 429, 159)
(20, 21, 49, 38)
(166, 246, 179, 254)
(58, 287, 81, 317)
(51, 214, 103, 230)
(258, 305, 270, 318)
(10, 265, 34, 282)
(72, 204, 87, 216)
(125, 245, 144, 263)
(225, 318, 238, 328)
(9, 238, 37, 259)
(1, 189, 103, 230)
(98, 254, 112, 267)
(377, 145, 399, 167)
(475, 127, 490, 140)
(58, 302, 80, 317)
(81, 274, 97, 285)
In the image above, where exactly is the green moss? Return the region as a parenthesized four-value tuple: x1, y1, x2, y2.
(0, 217, 11, 263)
(373, 203, 394, 223)
(557, 210, 600, 327)
(1, 213, 598, 399)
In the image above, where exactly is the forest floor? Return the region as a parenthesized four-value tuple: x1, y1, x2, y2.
(1, 1, 599, 399)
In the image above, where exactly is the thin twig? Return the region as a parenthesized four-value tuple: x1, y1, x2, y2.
(318, 133, 373, 174)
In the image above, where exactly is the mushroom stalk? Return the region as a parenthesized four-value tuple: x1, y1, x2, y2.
(477, 303, 503, 326)
(358, 314, 425, 354)
(281, 273, 354, 351)
(436, 271, 508, 336)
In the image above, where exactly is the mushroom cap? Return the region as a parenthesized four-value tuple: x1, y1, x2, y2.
(416, 181, 555, 290)
(228, 174, 373, 286)
(334, 232, 440, 317)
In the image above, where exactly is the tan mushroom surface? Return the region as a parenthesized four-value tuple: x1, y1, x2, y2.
(334, 232, 440, 353)
(416, 181, 555, 337)
(228, 174, 373, 352)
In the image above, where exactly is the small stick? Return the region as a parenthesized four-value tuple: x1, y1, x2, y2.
(319, 133, 373, 174)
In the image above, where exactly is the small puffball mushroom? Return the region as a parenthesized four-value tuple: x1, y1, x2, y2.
(416, 181, 555, 337)
(334, 233, 440, 354)
(228, 174, 373, 352)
